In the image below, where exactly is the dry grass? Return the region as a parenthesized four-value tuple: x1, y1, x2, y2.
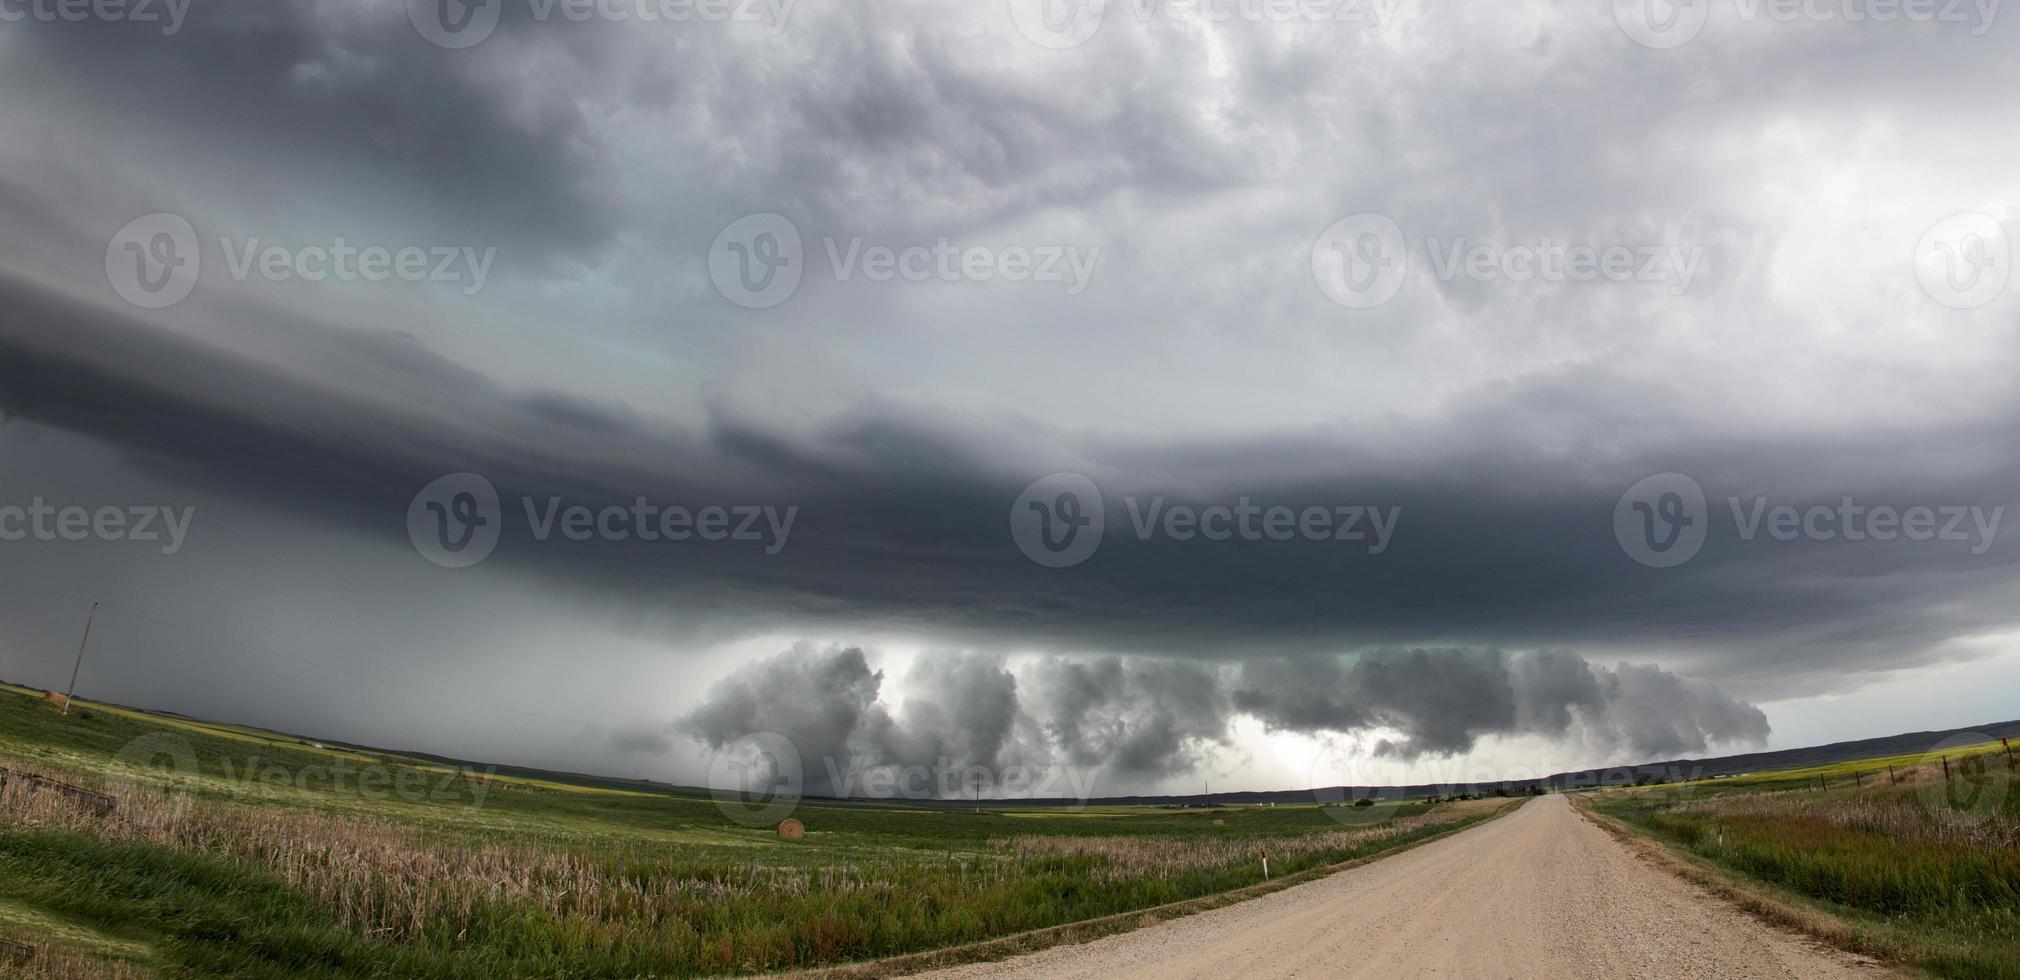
(0, 698, 1527, 978)
(1004, 804, 1479, 881)
(0, 776, 848, 949)
(0, 942, 152, 980)
(0, 761, 1521, 977)
(1662, 760, 2017, 849)
(786, 800, 1523, 979)
(1590, 753, 2019, 979)
(1571, 798, 1880, 960)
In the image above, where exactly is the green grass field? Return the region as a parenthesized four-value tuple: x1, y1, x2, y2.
(0, 685, 1506, 978)
(1584, 735, 2019, 979)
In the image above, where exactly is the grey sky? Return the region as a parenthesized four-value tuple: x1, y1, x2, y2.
(0, 0, 2014, 793)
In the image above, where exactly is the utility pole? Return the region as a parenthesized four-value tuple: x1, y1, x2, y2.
(63, 602, 99, 715)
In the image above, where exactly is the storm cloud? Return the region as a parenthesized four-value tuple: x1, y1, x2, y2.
(1, 1, 2014, 788)
(1232, 649, 1770, 761)
(2, 274, 2016, 702)
(667, 644, 1767, 796)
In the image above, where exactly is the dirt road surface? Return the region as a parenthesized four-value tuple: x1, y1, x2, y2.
(919, 795, 1892, 980)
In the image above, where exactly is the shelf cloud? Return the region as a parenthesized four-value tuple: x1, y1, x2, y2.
(1, 0, 2014, 787)
(669, 643, 1768, 795)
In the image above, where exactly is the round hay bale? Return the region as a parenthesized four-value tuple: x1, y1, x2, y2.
(1212, 818, 1225, 827)
(776, 818, 805, 840)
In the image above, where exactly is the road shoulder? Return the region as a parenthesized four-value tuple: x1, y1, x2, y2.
(1569, 793, 1905, 977)
(775, 798, 1526, 979)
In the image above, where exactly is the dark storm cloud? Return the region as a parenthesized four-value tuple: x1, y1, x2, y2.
(664, 643, 1766, 795)
(678, 642, 886, 794)
(3, 0, 2018, 788)
(2, 1, 618, 261)
(2, 271, 2018, 702)
(1232, 649, 1769, 761)
(871, 652, 1023, 773)
(1027, 656, 1231, 778)
(672, 646, 1028, 794)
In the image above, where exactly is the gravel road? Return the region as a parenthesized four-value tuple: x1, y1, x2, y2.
(918, 795, 1892, 979)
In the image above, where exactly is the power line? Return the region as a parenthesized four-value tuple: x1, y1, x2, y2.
(61, 601, 96, 715)
(0, 575, 583, 729)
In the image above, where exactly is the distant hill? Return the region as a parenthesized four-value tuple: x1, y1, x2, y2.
(392, 716, 2020, 807)
(12, 678, 2012, 808)
(1039, 719, 2020, 807)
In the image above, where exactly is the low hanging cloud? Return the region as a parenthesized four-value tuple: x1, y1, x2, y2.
(1025, 656, 1232, 779)
(677, 642, 889, 793)
(665, 644, 1768, 795)
(868, 650, 1025, 776)
(1230, 648, 1771, 761)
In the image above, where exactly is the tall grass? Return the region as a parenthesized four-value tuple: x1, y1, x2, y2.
(0, 758, 1497, 977)
(0, 940, 154, 980)
(1595, 751, 2019, 979)
(1006, 806, 1476, 882)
